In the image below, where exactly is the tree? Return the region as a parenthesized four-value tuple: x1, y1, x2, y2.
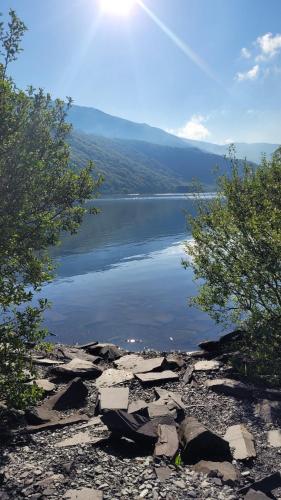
(184, 147, 281, 383)
(0, 10, 102, 407)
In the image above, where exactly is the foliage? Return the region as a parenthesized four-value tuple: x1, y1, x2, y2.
(184, 147, 281, 383)
(0, 10, 102, 408)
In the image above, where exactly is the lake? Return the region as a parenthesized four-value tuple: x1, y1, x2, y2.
(42, 194, 224, 351)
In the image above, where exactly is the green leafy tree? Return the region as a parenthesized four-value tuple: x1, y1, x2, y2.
(0, 10, 102, 408)
(184, 147, 281, 383)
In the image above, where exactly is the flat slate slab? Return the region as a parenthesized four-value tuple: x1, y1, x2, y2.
(206, 378, 253, 399)
(154, 388, 185, 411)
(50, 358, 103, 379)
(95, 369, 134, 388)
(115, 355, 166, 374)
(34, 379, 56, 393)
(155, 466, 172, 482)
(238, 472, 281, 496)
(45, 377, 88, 411)
(135, 371, 179, 384)
(55, 431, 104, 448)
(244, 490, 271, 500)
(32, 357, 64, 366)
(194, 360, 221, 371)
(64, 488, 103, 499)
(147, 403, 173, 419)
(128, 400, 148, 414)
(267, 429, 281, 447)
(98, 387, 129, 411)
(154, 424, 179, 458)
(26, 414, 89, 433)
(193, 460, 240, 485)
(224, 424, 256, 460)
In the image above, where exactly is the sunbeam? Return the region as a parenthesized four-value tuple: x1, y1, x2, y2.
(137, 0, 222, 87)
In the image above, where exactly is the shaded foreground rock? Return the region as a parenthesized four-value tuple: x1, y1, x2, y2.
(224, 424, 256, 460)
(45, 377, 88, 411)
(54, 430, 105, 448)
(239, 472, 281, 496)
(193, 460, 240, 485)
(25, 413, 89, 433)
(101, 410, 158, 444)
(179, 416, 232, 464)
(198, 329, 244, 353)
(244, 490, 271, 500)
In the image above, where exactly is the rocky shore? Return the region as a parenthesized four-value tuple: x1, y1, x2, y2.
(1, 333, 281, 500)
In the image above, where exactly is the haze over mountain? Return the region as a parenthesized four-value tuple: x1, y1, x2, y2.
(68, 104, 279, 164)
(68, 104, 279, 193)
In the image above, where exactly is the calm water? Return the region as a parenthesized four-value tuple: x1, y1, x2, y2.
(41, 194, 223, 351)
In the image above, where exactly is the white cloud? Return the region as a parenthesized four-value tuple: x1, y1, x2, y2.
(256, 32, 281, 61)
(241, 47, 251, 59)
(236, 64, 259, 82)
(168, 114, 211, 141)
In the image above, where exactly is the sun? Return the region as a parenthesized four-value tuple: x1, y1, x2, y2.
(100, 0, 136, 17)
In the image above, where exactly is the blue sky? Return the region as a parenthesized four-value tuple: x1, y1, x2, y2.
(2, 0, 281, 144)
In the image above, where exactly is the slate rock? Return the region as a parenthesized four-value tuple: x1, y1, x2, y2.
(55, 431, 104, 448)
(58, 347, 102, 364)
(206, 378, 253, 399)
(224, 424, 256, 460)
(50, 358, 103, 380)
(77, 341, 98, 350)
(244, 490, 271, 500)
(115, 355, 166, 374)
(238, 472, 281, 496)
(45, 377, 88, 411)
(34, 379, 56, 393)
(183, 366, 194, 384)
(255, 399, 281, 424)
(147, 403, 173, 419)
(154, 424, 179, 458)
(101, 410, 158, 444)
(64, 488, 103, 499)
(155, 467, 172, 482)
(97, 387, 129, 412)
(198, 330, 243, 353)
(179, 416, 231, 464)
(135, 371, 179, 384)
(193, 460, 240, 485)
(95, 368, 134, 388)
(26, 414, 89, 433)
(165, 354, 185, 370)
(154, 388, 185, 421)
(267, 429, 281, 447)
(25, 406, 54, 425)
(194, 360, 221, 371)
(32, 357, 64, 366)
(128, 400, 148, 414)
(86, 343, 121, 359)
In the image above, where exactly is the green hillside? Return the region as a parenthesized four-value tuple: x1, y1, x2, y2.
(70, 131, 230, 193)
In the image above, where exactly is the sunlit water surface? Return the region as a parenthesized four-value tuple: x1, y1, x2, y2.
(40, 194, 223, 351)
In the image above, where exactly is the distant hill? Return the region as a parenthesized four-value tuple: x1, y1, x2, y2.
(68, 104, 279, 164)
(70, 131, 231, 194)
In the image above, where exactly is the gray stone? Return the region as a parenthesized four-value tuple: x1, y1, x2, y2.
(165, 354, 185, 370)
(58, 347, 101, 364)
(135, 371, 179, 384)
(155, 467, 172, 482)
(32, 357, 64, 366)
(55, 431, 104, 448)
(95, 368, 134, 388)
(154, 424, 179, 458)
(26, 413, 89, 433)
(194, 360, 221, 371)
(50, 358, 102, 380)
(193, 460, 240, 485)
(128, 400, 148, 414)
(179, 416, 231, 464)
(206, 378, 253, 399)
(101, 410, 158, 444)
(98, 387, 129, 412)
(45, 377, 88, 411)
(154, 388, 185, 411)
(115, 355, 166, 374)
(34, 379, 56, 393)
(267, 429, 281, 447)
(224, 424, 256, 460)
(239, 472, 281, 496)
(244, 490, 271, 499)
(148, 403, 173, 419)
(25, 406, 53, 425)
(64, 488, 103, 500)
(183, 366, 194, 384)
(254, 399, 281, 424)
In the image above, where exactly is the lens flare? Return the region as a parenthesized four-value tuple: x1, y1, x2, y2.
(101, 0, 135, 17)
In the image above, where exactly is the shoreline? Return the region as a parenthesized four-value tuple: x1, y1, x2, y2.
(1, 334, 281, 499)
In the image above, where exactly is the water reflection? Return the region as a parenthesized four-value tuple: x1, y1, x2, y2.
(43, 194, 223, 350)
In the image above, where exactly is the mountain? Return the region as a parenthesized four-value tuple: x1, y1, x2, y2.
(68, 104, 279, 164)
(70, 131, 231, 194)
